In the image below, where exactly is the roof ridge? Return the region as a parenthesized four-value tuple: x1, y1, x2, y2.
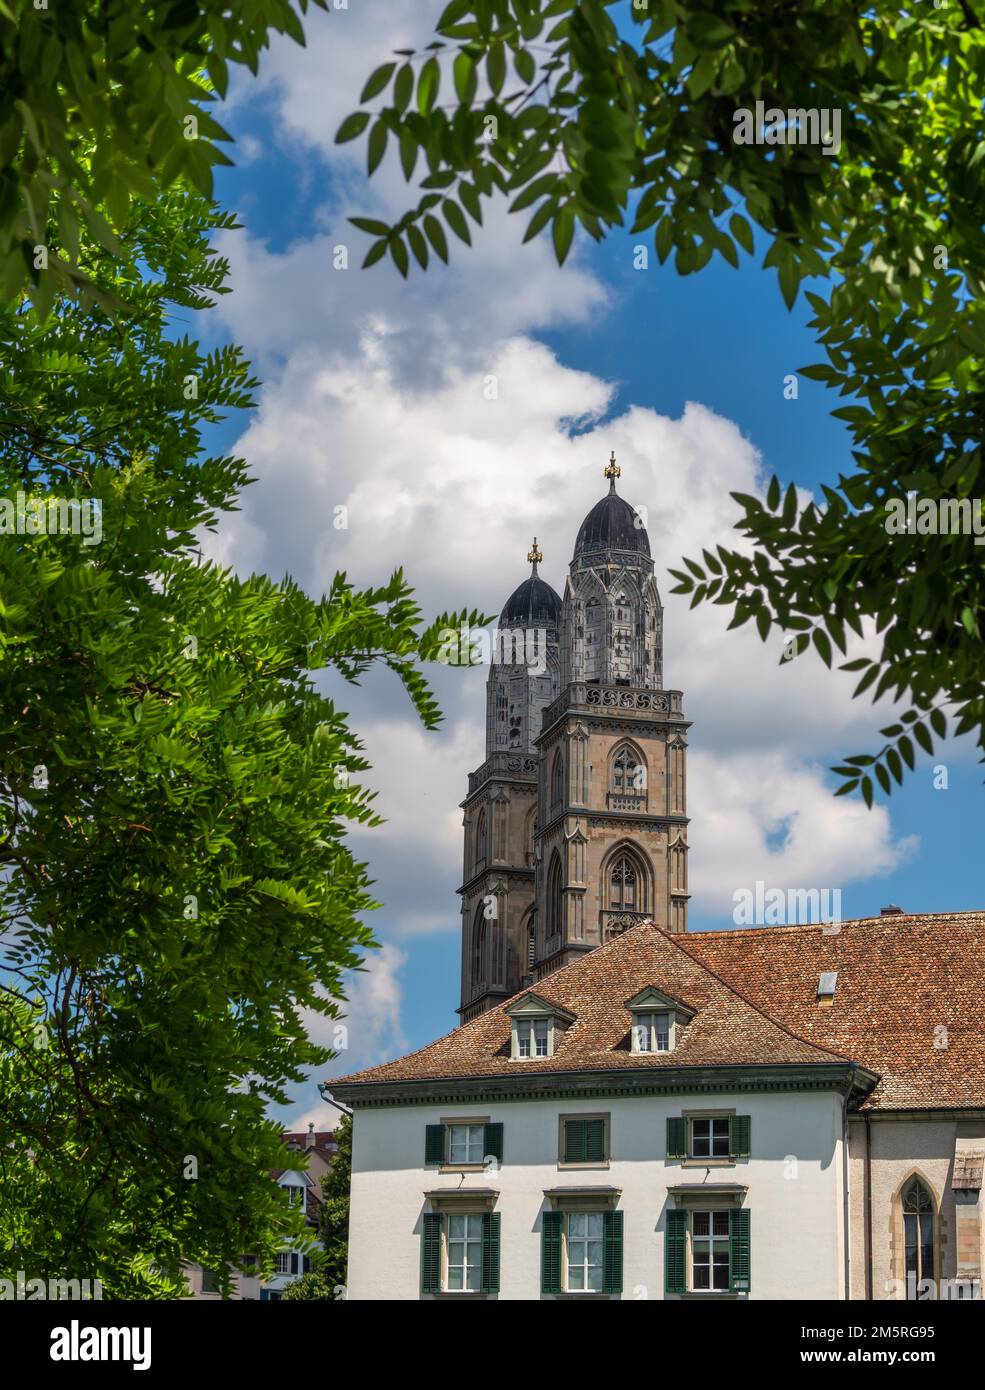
(690, 909, 985, 940)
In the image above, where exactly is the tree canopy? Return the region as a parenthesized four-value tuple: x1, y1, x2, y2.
(342, 0, 985, 802)
(0, 0, 327, 310)
(0, 180, 482, 1294)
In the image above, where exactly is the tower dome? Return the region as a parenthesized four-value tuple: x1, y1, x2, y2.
(499, 538, 561, 628)
(574, 452, 650, 560)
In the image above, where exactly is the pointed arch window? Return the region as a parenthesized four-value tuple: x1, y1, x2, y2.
(611, 743, 643, 794)
(606, 847, 649, 914)
(901, 1177, 936, 1296)
(471, 906, 486, 989)
(546, 851, 564, 938)
(550, 750, 564, 807)
(474, 808, 487, 872)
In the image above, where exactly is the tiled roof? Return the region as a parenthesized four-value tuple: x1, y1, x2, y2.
(332, 922, 852, 1089)
(683, 911, 985, 1111)
(282, 1130, 337, 1156)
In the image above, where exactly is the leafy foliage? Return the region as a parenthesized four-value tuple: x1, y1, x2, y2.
(0, 0, 326, 310)
(0, 185, 486, 1294)
(346, 0, 985, 797)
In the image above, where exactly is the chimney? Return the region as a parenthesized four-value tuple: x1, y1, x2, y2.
(305, 1122, 316, 1152)
(880, 904, 905, 916)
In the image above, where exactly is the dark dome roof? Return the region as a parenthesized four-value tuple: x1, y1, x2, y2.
(500, 574, 562, 627)
(575, 487, 651, 559)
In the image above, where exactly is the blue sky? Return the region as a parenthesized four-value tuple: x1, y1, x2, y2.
(195, 1, 983, 1125)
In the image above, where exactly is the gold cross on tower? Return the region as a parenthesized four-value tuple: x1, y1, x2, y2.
(604, 450, 621, 486)
(527, 537, 543, 572)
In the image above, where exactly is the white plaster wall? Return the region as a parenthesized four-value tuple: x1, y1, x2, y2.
(347, 1089, 846, 1301)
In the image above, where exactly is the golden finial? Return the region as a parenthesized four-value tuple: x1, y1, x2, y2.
(527, 537, 543, 573)
(604, 449, 621, 489)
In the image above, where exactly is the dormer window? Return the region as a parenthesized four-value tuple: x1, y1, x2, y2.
(625, 986, 694, 1055)
(505, 992, 575, 1062)
(518, 1018, 549, 1058)
(632, 1011, 670, 1053)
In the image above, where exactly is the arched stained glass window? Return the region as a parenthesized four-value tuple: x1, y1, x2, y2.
(901, 1177, 935, 1296)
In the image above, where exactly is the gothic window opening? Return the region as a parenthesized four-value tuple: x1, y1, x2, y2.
(606, 847, 649, 915)
(527, 922, 536, 971)
(474, 808, 487, 872)
(550, 750, 564, 807)
(471, 907, 486, 989)
(901, 1176, 936, 1296)
(610, 855, 637, 911)
(546, 851, 563, 938)
(611, 744, 642, 794)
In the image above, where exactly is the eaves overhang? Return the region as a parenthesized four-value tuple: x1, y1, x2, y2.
(331, 1061, 879, 1110)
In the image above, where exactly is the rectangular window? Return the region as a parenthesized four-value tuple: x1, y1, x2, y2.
(200, 1269, 218, 1294)
(560, 1115, 608, 1166)
(633, 1011, 669, 1052)
(275, 1253, 290, 1276)
(690, 1116, 730, 1159)
(448, 1123, 485, 1165)
(566, 1212, 604, 1293)
(446, 1213, 484, 1292)
(517, 1017, 549, 1058)
(691, 1211, 730, 1291)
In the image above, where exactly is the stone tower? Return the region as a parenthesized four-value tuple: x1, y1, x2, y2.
(458, 541, 561, 1022)
(458, 457, 690, 1018)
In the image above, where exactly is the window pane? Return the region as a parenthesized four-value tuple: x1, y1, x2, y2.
(712, 1211, 729, 1237)
(534, 1019, 549, 1056)
(467, 1125, 484, 1163)
(634, 1019, 651, 1052)
(692, 1211, 710, 1237)
(654, 1013, 669, 1050)
(691, 1119, 710, 1157)
(518, 1020, 531, 1056)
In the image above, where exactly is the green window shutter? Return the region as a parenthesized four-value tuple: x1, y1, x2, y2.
(729, 1207, 751, 1292)
(666, 1115, 687, 1160)
(730, 1114, 751, 1159)
(481, 1212, 501, 1293)
(424, 1124, 445, 1166)
(563, 1118, 606, 1164)
(585, 1118, 607, 1163)
(421, 1212, 442, 1294)
(563, 1118, 586, 1164)
(541, 1211, 563, 1294)
(665, 1209, 687, 1294)
(602, 1210, 624, 1294)
(484, 1122, 504, 1164)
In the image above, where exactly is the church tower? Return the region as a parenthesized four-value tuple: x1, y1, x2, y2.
(532, 454, 690, 981)
(458, 541, 561, 1022)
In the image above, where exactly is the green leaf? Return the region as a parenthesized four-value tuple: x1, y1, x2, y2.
(552, 204, 574, 264)
(418, 56, 440, 114)
(336, 111, 371, 144)
(361, 62, 396, 102)
(367, 120, 388, 175)
(424, 214, 449, 262)
(443, 198, 471, 244)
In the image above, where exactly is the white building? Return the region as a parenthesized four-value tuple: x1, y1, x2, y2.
(333, 921, 869, 1300)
